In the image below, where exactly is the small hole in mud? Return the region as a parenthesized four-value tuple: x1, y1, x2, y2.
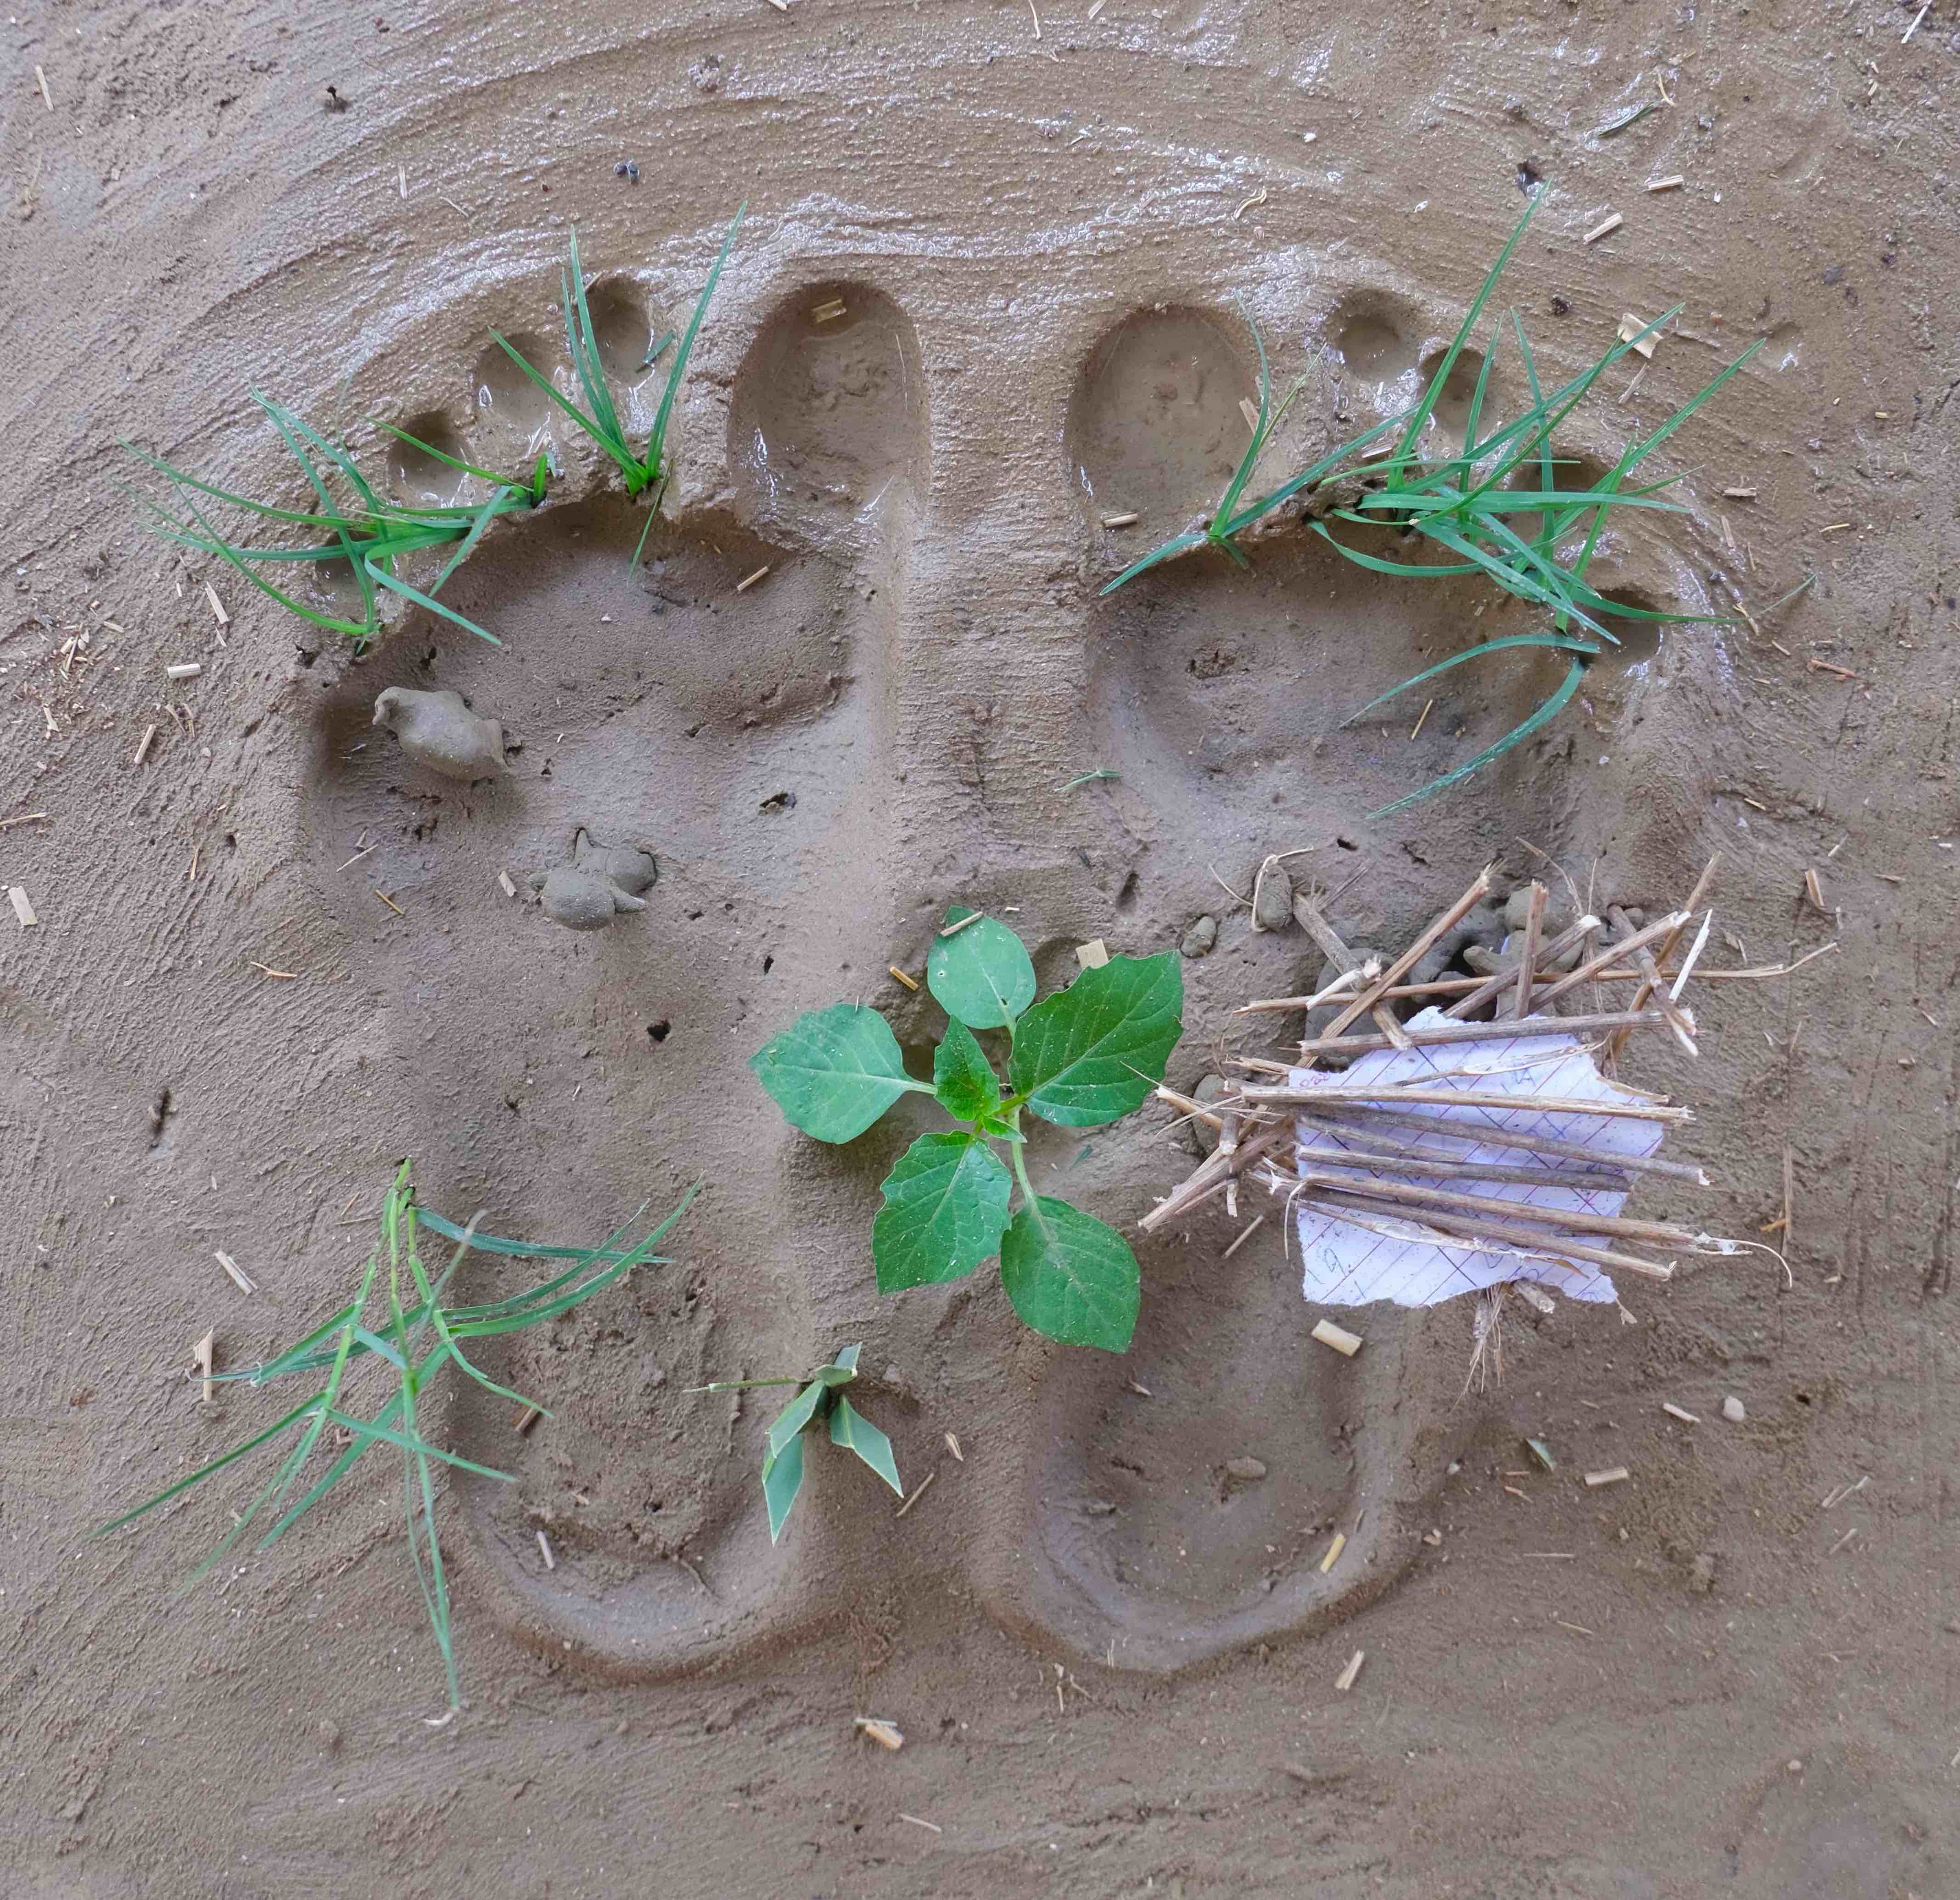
(1116, 871, 1140, 911)
(1415, 347, 1490, 443)
(386, 413, 468, 504)
(1328, 293, 1421, 383)
(1336, 836, 1358, 852)
(224, 833, 237, 851)
(761, 953, 774, 974)
(1591, 587, 1665, 666)
(646, 1020, 671, 1043)
(473, 332, 562, 438)
(582, 282, 654, 382)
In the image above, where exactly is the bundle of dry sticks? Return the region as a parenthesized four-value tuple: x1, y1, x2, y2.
(1147, 855, 1831, 1291)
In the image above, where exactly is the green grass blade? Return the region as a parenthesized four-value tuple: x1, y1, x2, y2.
(564, 229, 629, 457)
(121, 441, 366, 530)
(1389, 191, 1540, 470)
(1218, 407, 1411, 538)
(1213, 295, 1272, 535)
(1345, 632, 1600, 723)
(370, 420, 535, 492)
(258, 396, 384, 517)
(1097, 529, 1208, 595)
(321, 1408, 515, 1480)
(93, 1392, 324, 1536)
(648, 203, 746, 486)
(428, 488, 508, 595)
(488, 331, 636, 474)
(366, 559, 503, 645)
(1306, 525, 1482, 580)
(1369, 654, 1588, 818)
(171, 486, 379, 640)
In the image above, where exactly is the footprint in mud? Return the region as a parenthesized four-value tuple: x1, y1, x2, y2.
(960, 287, 1731, 1672)
(289, 239, 1732, 1686)
(294, 256, 932, 1673)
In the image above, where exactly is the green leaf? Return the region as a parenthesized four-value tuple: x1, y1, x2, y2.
(765, 1378, 828, 1459)
(750, 1003, 927, 1143)
(999, 1197, 1140, 1352)
(926, 909, 1036, 1029)
(761, 1429, 807, 1542)
(933, 1021, 1002, 1121)
(829, 1396, 903, 1494)
(1008, 953, 1183, 1128)
(811, 1345, 860, 1388)
(872, 1132, 1013, 1291)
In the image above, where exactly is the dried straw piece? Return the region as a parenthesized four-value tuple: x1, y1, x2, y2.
(1512, 881, 1546, 1017)
(1302, 866, 1493, 1063)
(1311, 1317, 1363, 1356)
(1444, 914, 1602, 1019)
(1290, 1006, 1676, 1061)
(1294, 1100, 1708, 1183)
(1238, 1081, 1689, 1124)
(1281, 1183, 1676, 1281)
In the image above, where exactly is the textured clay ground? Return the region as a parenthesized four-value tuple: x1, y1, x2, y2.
(3, 1, 1958, 1894)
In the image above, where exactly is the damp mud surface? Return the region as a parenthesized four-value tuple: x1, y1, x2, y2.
(3, 3, 1958, 1895)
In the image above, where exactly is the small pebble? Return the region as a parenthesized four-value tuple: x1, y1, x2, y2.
(1252, 857, 1293, 932)
(1181, 913, 1218, 958)
(1722, 1395, 1746, 1423)
(1225, 1456, 1268, 1484)
(615, 159, 640, 182)
(1191, 1073, 1229, 1155)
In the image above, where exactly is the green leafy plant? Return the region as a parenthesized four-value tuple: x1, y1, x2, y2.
(750, 908, 1183, 1354)
(1101, 189, 1760, 815)
(124, 395, 548, 648)
(689, 1344, 901, 1541)
(97, 1163, 694, 1709)
(490, 205, 745, 564)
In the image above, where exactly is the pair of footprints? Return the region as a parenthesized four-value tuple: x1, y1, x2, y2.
(299, 254, 1704, 1676)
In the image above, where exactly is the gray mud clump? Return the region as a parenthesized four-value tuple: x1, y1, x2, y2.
(531, 828, 659, 931)
(372, 687, 505, 781)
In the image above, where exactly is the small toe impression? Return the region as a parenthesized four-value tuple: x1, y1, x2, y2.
(1069, 307, 1255, 537)
(386, 412, 471, 505)
(472, 332, 564, 454)
(729, 282, 928, 546)
(1325, 289, 1423, 397)
(1415, 345, 1496, 451)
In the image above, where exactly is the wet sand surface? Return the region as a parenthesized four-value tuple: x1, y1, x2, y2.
(3, 2, 1957, 1893)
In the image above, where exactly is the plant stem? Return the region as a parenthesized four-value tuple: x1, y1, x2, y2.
(1005, 1109, 1039, 1212)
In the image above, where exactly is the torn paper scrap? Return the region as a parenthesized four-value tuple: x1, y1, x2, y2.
(1293, 1010, 1669, 1309)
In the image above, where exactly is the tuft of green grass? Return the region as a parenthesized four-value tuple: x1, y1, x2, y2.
(98, 1163, 695, 1709)
(1101, 189, 1761, 815)
(490, 205, 745, 565)
(124, 396, 549, 648)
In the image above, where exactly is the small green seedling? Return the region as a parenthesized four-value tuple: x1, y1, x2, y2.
(98, 1162, 694, 1709)
(689, 1344, 901, 1541)
(490, 205, 745, 565)
(124, 394, 547, 648)
(1103, 187, 1760, 815)
(750, 910, 1183, 1354)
